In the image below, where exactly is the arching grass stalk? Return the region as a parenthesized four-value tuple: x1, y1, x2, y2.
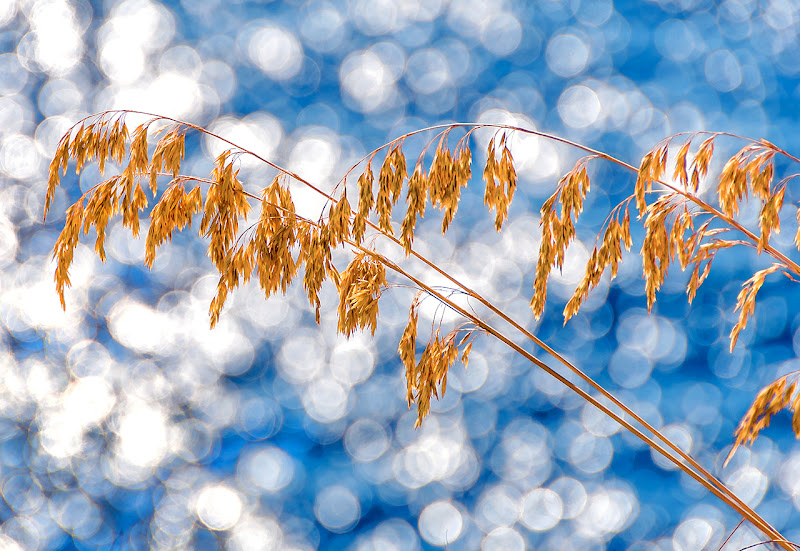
(45, 110, 799, 548)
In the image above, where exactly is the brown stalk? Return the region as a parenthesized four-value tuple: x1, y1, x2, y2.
(47, 112, 793, 548)
(354, 244, 786, 545)
(200, 121, 784, 544)
(218, 127, 788, 546)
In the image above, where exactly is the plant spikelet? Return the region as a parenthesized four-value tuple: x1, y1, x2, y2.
(641, 194, 686, 310)
(673, 140, 691, 189)
(442, 146, 472, 233)
(430, 143, 471, 233)
(53, 200, 85, 309)
(128, 124, 150, 173)
(145, 184, 203, 268)
(483, 135, 517, 231)
(149, 128, 186, 194)
(563, 208, 632, 322)
(758, 187, 784, 254)
(376, 146, 407, 234)
(83, 178, 120, 262)
(531, 157, 593, 318)
(337, 251, 386, 337)
(717, 143, 775, 219)
(795, 208, 800, 252)
(729, 264, 781, 352)
(200, 150, 251, 271)
(209, 178, 301, 328)
(256, 176, 300, 294)
(398, 296, 420, 407)
(353, 164, 374, 244)
(634, 151, 653, 217)
(45, 136, 71, 221)
(725, 375, 797, 467)
(329, 195, 352, 248)
(406, 329, 460, 427)
(690, 136, 714, 193)
(300, 224, 333, 323)
(401, 166, 428, 255)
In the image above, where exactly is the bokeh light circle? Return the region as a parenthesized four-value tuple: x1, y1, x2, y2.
(418, 500, 463, 546)
(195, 485, 243, 531)
(314, 485, 361, 533)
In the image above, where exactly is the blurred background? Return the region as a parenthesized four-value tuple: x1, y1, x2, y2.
(3, 0, 800, 549)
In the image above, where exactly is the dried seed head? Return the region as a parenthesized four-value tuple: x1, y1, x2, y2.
(145, 184, 203, 268)
(640, 193, 699, 311)
(376, 145, 407, 234)
(399, 294, 421, 406)
(795, 208, 800, 252)
(149, 128, 186, 194)
(83, 177, 120, 262)
(725, 375, 797, 467)
(53, 200, 85, 309)
(428, 144, 453, 209)
(673, 140, 692, 189)
(441, 146, 472, 233)
(45, 136, 71, 221)
(483, 135, 517, 231)
(634, 151, 653, 217)
(251, 177, 301, 300)
(400, 166, 428, 255)
(531, 157, 593, 318)
(129, 124, 150, 174)
(200, 150, 251, 271)
(691, 136, 714, 192)
(729, 264, 781, 352)
(329, 195, 352, 248)
(563, 208, 632, 323)
(406, 329, 460, 427)
(301, 224, 333, 323)
(337, 251, 386, 337)
(757, 187, 784, 254)
(353, 163, 375, 244)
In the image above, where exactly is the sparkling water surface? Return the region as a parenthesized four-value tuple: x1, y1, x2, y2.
(2, 0, 800, 549)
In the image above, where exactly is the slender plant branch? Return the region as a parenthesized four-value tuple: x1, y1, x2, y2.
(51, 111, 797, 547)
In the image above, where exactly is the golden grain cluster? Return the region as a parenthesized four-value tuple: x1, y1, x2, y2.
(45, 112, 800, 474)
(45, 113, 489, 427)
(725, 373, 800, 468)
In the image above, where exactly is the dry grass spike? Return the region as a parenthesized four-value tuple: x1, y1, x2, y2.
(725, 374, 798, 467)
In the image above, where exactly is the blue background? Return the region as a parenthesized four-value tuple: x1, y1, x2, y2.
(2, 0, 800, 549)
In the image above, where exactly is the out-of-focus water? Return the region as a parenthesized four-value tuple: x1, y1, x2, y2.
(2, 0, 800, 549)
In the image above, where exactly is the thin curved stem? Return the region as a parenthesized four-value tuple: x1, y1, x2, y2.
(186, 115, 788, 546)
(354, 241, 785, 545)
(58, 111, 794, 547)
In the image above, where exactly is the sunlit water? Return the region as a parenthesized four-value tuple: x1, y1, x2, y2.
(2, 0, 800, 549)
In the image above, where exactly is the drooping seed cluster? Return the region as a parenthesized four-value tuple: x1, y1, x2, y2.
(200, 150, 252, 272)
(376, 145, 407, 235)
(714, 140, 784, 255)
(729, 263, 783, 352)
(563, 205, 632, 323)
(625, 135, 800, 459)
(209, 176, 302, 327)
(46, 113, 504, 427)
(724, 373, 799, 468)
(399, 141, 471, 254)
(636, 136, 798, 355)
(531, 156, 596, 319)
(47, 116, 185, 309)
(145, 182, 202, 268)
(482, 134, 517, 232)
(396, 293, 475, 427)
(45, 111, 800, 444)
(337, 251, 386, 338)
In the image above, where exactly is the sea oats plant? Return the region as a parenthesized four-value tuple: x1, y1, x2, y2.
(45, 110, 800, 549)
